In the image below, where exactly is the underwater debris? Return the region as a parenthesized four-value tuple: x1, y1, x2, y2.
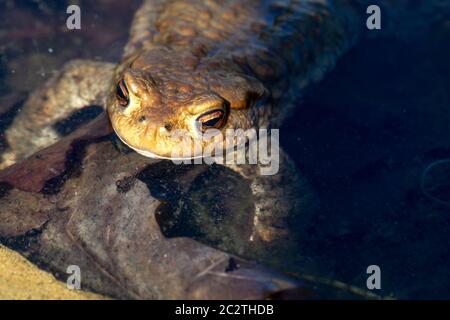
(421, 159, 450, 205)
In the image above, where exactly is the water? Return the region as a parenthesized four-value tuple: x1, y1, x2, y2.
(282, 31, 450, 298)
(1, 0, 450, 299)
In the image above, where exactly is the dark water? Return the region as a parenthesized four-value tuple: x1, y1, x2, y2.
(1, 0, 450, 299)
(283, 30, 450, 298)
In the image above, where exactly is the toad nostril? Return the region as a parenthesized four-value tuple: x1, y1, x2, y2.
(138, 115, 146, 123)
(164, 123, 173, 131)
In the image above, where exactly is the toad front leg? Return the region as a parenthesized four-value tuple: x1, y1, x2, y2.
(1, 60, 114, 169)
(224, 145, 318, 259)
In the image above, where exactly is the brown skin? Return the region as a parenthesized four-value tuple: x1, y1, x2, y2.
(106, 0, 354, 160)
(107, 46, 267, 159)
(107, 0, 280, 160)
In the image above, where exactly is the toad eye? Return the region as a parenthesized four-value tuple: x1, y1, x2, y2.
(197, 109, 226, 133)
(116, 79, 129, 107)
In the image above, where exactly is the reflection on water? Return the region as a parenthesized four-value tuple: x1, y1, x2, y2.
(1, 1, 450, 298)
